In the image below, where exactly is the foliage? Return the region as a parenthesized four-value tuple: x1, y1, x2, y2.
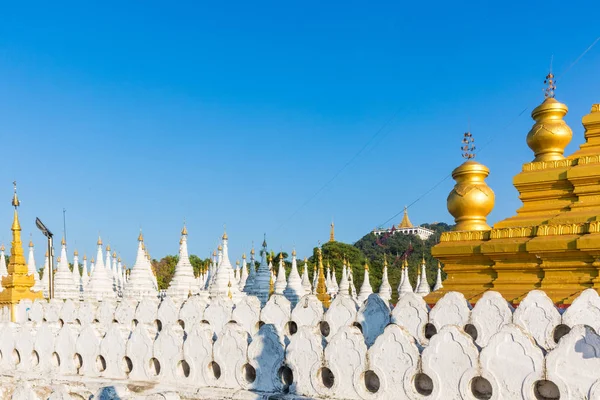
(151, 255, 210, 290)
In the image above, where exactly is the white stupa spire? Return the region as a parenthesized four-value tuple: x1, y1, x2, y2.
(274, 253, 287, 295)
(85, 237, 117, 301)
(234, 260, 240, 283)
(357, 261, 373, 303)
(284, 250, 304, 306)
(378, 255, 392, 302)
(166, 225, 198, 300)
(41, 250, 51, 298)
(72, 250, 81, 293)
(111, 250, 118, 292)
(53, 237, 79, 300)
(81, 255, 90, 288)
(116, 256, 123, 292)
(253, 235, 271, 306)
(0, 244, 8, 279)
(338, 259, 350, 296)
(239, 253, 248, 290)
(398, 260, 414, 297)
(416, 256, 431, 296)
(415, 270, 421, 291)
(348, 265, 358, 301)
(29, 239, 43, 292)
(330, 264, 339, 297)
(311, 263, 318, 293)
(433, 261, 443, 291)
(326, 264, 332, 295)
(123, 232, 158, 300)
(243, 248, 256, 293)
(209, 230, 244, 302)
(300, 258, 312, 294)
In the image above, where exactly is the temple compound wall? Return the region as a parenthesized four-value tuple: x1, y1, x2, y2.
(1, 290, 600, 400)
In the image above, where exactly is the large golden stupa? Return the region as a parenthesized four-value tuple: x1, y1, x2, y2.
(429, 73, 600, 306)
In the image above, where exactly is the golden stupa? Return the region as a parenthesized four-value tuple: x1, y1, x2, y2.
(429, 73, 600, 306)
(0, 182, 43, 320)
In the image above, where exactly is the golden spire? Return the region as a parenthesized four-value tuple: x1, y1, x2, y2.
(138, 230, 144, 242)
(212, 249, 217, 257)
(11, 181, 20, 232)
(315, 247, 331, 307)
(236, 260, 240, 267)
(83, 254, 87, 260)
(329, 220, 335, 242)
(106, 244, 111, 251)
(250, 247, 255, 256)
(117, 257, 121, 262)
(222, 226, 228, 240)
(181, 224, 188, 236)
(97, 236, 102, 246)
(398, 206, 413, 228)
(74, 249, 78, 256)
(112, 251, 116, 258)
(61, 237, 66, 246)
(292, 248, 296, 257)
(269, 272, 274, 295)
(28, 234, 33, 248)
(242, 253, 246, 260)
(91, 257, 95, 263)
(383, 254, 388, 268)
(364, 260, 369, 271)
(526, 72, 572, 162)
(218, 244, 223, 251)
(0, 244, 4, 252)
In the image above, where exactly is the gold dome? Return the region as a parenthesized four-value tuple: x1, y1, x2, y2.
(83, 254, 87, 260)
(106, 244, 111, 251)
(292, 249, 297, 257)
(74, 249, 78, 256)
(61, 237, 66, 246)
(181, 224, 188, 235)
(526, 91, 572, 162)
(112, 251, 116, 258)
(212, 250, 217, 256)
(250, 248, 255, 256)
(218, 244, 222, 251)
(242, 253, 246, 259)
(447, 160, 495, 231)
(97, 236, 102, 246)
(138, 231, 144, 242)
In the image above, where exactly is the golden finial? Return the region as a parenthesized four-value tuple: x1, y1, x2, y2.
(218, 244, 223, 251)
(304, 257, 308, 263)
(236, 260, 240, 266)
(112, 251, 116, 258)
(242, 253, 246, 260)
(12, 181, 20, 209)
(45, 250, 49, 257)
(315, 247, 331, 307)
(461, 132, 476, 160)
(544, 71, 556, 99)
(250, 247, 255, 256)
(0, 244, 4, 252)
(222, 224, 228, 240)
(383, 254, 388, 267)
(91, 257, 95, 263)
(142, 243, 146, 251)
(181, 224, 188, 236)
(364, 260, 369, 271)
(262, 234, 267, 248)
(292, 248, 297, 257)
(399, 206, 413, 228)
(118, 257, 121, 262)
(106, 244, 111, 251)
(57, 257, 61, 263)
(29, 234, 33, 248)
(212, 249, 217, 257)
(97, 236, 102, 246)
(74, 249, 78, 256)
(329, 220, 335, 242)
(61, 237, 66, 246)
(83, 254, 87, 260)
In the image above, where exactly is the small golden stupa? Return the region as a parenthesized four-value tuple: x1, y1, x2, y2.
(429, 72, 600, 306)
(0, 182, 43, 320)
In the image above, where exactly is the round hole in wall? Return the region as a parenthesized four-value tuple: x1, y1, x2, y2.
(201, 319, 210, 325)
(424, 323, 437, 339)
(534, 380, 560, 400)
(278, 365, 293, 387)
(112, 319, 118, 324)
(242, 363, 256, 383)
(364, 370, 380, 393)
(149, 357, 161, 376)
(318, 367, 335, 389)
(96, 355, 106, 372)
(75, 318, 81, 326)
(464, 324, 478, 341)
(209, 361, 221, 380)
(122, 356, 133, 374)
(30, 351, 39, 367)
(553, 324, 571, 344)
(177, 319, 185, 330)
(58, 319, 64, 328)
(320, 321, 331, 337)
(352, 322, 363, 333)
(154, 320, 163, 333)
(414, 373, 433, 396)
(74, 353, 83, 373)
(471, 376, 492, 399)
(13, 350, 20, 366)
(51, 352, 60, 367)
(286, 321, 298, 336)
(92, 319, 99, 324)
(177, 360, 190, 378)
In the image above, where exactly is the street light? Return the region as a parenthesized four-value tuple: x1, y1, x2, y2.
(36, 218, 54, 299)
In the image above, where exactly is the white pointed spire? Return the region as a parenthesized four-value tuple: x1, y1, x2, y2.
(81, 255, 90, 288)
(357, 261, 373, 303)
(433, 261, 443, 291)
(274, 253, 287, 295)
(29, 240, 43, 293)
(378, 255, 392, 302)
(166, 225, 198, 300)
(234, 260, 240, 283)
(239, 254, 249, 290)
(243, 248, 256, 293)
(326, 265, 332, 295)
(284, 250, 304, 306)
(85, 237, 117, 301)
(415, 271, 421, 291)
(300, 258, 312, 294)
(338, 259, 350, 296)
(311, 263, 318, 294)
(398, 260, 414, 297)
(209, 230, 244, 302)
(72, 250, 81, 293)
(348, 265, 358, 301)
(0, 244, 8, 280)
(253, 236, 271, 306)
(416, 256, 431, 296)
(123, 232, 158, 300)
(116, 257, 123, 292)
(41, 250, 51, 298)
(54, 238, 79, 300)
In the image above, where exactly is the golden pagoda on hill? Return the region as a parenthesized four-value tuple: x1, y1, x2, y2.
(429, 72, 600, 306)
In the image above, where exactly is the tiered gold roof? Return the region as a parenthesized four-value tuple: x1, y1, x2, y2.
(429, 75, 600, 306)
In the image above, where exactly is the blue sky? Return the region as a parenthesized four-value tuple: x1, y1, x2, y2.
(0, 1, 599, 267)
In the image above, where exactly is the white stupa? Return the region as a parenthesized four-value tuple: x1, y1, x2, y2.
(283, 250, 304, 306)
(81, 255, 90, 289)
(300, 259, 312, 294)
(53, 238, 80, 301)
(398, 261, 414, 297)
(357, 261, 373, 304)
(274, 254, 287, 295)
(416, 256, 431, 297)
(378, 256, 392, 302)
(338, 259, 350, 296)
(28, 240, 43, 293)
(433, 261, 443, 291)
(166, 225, 198, 300)
(85, 237, 117, 302)
(208, 231, 244, 303)
(239, 253, 249, 290)
(40, 251, 51, 298)
(123, 232, 158, 300)
(243, 248, 256, 293)
(0, 244, 8, 280)
(72, 250, 81, 293)
(253, 236, 271, 306)
(348, 266, 358, 301)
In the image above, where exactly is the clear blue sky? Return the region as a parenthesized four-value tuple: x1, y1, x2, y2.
(0, 1, 599, 268)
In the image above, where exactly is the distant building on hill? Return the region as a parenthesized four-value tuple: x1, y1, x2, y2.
(373, 207, 434, 241)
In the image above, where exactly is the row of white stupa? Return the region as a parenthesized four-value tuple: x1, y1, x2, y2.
(0, 226, 443, 305)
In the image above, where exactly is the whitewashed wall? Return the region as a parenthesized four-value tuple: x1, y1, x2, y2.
(1, 289, 600, 399)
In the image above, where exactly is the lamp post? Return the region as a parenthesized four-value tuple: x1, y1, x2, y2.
(35, 218, 54, 299)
